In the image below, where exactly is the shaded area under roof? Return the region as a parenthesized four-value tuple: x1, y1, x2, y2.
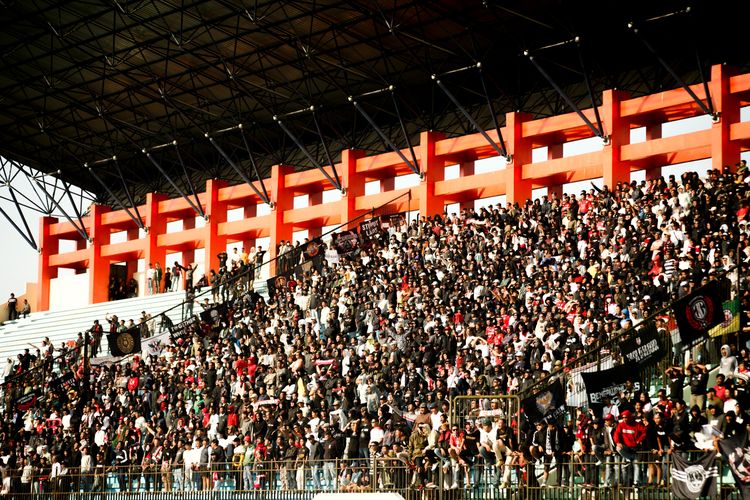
(0, 0, 748, 207)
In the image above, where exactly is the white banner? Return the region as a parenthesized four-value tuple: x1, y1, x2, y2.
(142, 331, 170, 357)
(567, 356, 614, 407)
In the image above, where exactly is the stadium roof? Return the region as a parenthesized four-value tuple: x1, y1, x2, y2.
(0, 0, 748, 207)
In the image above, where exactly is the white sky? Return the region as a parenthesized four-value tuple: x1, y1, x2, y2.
(2, 108, 748, 304)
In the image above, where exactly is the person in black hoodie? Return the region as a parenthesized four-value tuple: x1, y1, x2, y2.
(670, 399, 691, 452)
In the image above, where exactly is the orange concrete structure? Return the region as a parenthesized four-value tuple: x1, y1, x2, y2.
(36, 65, 750, 311)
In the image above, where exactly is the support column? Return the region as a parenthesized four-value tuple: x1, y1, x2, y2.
(505, 112, 532, 205)
(75, 239, 87, 275)
(181, 218, 196, 270)
(125, 228, 139, 279)
(144, 193, 168, 296)
(547, 144, 564, 198)
(459, 161, 475, 212)
(380, 177, 394, 193)
(269, 165, 294, 275)
(418, 131, 446, 218)
(88, 204, 111, 304)
(710, 64, 740, 172)
(242, 204, 257, 251)
(37, 216, 59, 311)
(308, 191, 323, 239)
(340, 149, 366, 229)
(645, 123, 663, 180)
(601, 89, 630, 189)
(203, 180, 228, 275)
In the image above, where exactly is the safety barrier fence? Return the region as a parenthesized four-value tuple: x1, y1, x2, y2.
(519, 267, 739, 401)
(1, 453, 739, 498)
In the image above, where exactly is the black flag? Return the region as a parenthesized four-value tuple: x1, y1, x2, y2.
(581, 363, 641, 406)
(14, 389, 41, 412)
(670, 451, 718, 499)
(109, 326, 141, 357)
(620, 321, 663, 366)
(521, 379, 566, 424)
(672, 280, 727, 346)
(718, 432, 750, 498)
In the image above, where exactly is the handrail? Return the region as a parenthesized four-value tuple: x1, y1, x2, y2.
(518, 266, 737, 400)
(1, 191, 410, 392)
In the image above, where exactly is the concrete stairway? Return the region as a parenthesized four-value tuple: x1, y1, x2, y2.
(0, 291, 189, 365)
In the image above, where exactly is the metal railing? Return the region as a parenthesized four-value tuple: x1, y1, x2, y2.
(2, 452, 739, 498)
(519, 271, 736, 400)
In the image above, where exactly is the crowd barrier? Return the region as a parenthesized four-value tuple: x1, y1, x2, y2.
(1, 453, 740, 499)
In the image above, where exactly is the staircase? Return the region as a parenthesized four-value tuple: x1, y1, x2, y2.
(0, 277, 271, 369)
(0, 291, 189, 364)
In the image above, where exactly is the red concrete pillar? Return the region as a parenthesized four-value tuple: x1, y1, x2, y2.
(269, 165, 294, 275)
(88, 204, 111, 304)
(380, 177, 394, 193)
(459, 161, 475, 212)
(242, 204, 257, 251)
(37, 216, 59, 311)
(144, 193, 168, 296)
(340, 149, 366, 229)
(203, 180, 228, 275)
(308, 191, 323, 239)
(547, 144, 564, 197)
(418, 131, 446, 218)
(181, 217, 195, 269)
(645, 123, 663, 180)
(505, 112, 532, 205)
(601, 89, 630, 189)
(710, 64, 740, 172)
(125, 228, 140, 278)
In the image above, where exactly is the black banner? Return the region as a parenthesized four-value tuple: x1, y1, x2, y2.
(14, 389, 41, 412)
(109, 326, 142, 357)
(671, 451, 718, 499)
(169, 316, 198, 336)
(521, 379, 566, 424)
(332, 229, 360, 255)
(581, 363, 641, 406)
(49, 371, 77, 394)
(621, 321, 663, 365)
(718, 433, 750, 498)
(200, 303, 228, 327)
(359, 218, 382, 241)
(672, 280, 727, 346)
(302, 239, 325, 272)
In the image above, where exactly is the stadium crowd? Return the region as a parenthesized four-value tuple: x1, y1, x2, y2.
(0, 166, 749, 494)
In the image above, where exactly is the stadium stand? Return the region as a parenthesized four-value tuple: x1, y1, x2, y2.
(0, 168, 748, 498)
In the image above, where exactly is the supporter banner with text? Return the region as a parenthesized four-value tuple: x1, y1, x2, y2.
(49, 371, 78, 394)
(169, 316, 198, 338)
(567, 356, 614, 407)
(521, 379, 566, 424)
(581, 363, 641, 406)
(671, 452, 718, 499)
(672, 280, 727, 346)
(620, 321, 663, 365)
(14, 389, 41, 412)
(359, 217, 382, 241)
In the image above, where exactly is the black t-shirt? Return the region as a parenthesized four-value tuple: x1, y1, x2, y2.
(669, 373, 685, 401)
(463, 428, 480, 455)
(690, 371, 708, 395)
